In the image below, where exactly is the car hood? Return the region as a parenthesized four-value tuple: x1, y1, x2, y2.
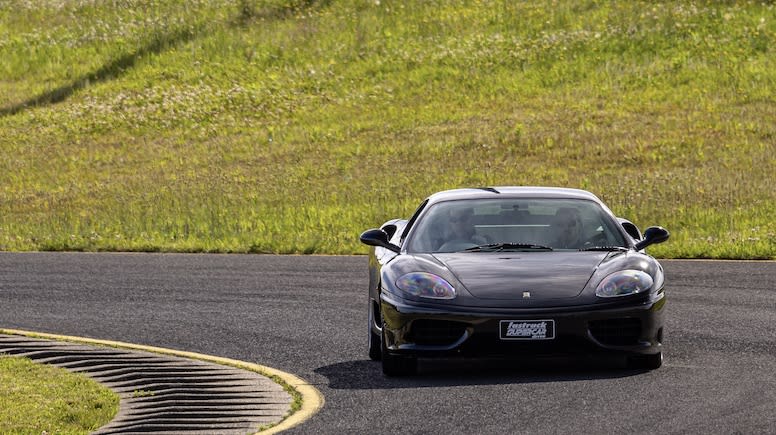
(431, 252, 608, 301)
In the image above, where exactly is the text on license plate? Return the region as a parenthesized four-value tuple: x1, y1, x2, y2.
(499, 319, 555, 340)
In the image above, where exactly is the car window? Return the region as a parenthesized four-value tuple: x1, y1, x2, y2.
(405, 198, 627, 253)
(399, 199, 428, 243)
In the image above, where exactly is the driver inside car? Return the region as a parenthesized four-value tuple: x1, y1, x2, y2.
(446, 207, 488, 246)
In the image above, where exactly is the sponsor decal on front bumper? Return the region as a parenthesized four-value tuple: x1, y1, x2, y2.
(500, 320, 555, 340)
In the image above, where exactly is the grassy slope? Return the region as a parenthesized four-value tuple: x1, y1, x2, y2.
(0, 0, 774, 258)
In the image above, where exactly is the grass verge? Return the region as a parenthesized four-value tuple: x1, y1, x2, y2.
(0, 356, 119, 434)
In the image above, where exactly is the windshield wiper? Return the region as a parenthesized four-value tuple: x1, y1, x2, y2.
(464, 243, 553, 252)
(578, 246, 629, 252)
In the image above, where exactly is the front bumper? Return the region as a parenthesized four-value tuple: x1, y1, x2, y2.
(379, 292, 665, 358)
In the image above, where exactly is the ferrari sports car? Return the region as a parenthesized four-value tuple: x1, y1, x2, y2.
(360, 187, 669, 376)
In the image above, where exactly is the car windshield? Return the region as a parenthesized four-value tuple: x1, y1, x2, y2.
(405, 198, 627, 253)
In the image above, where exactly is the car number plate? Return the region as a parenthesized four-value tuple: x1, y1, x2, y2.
(499, 320, 555, 340)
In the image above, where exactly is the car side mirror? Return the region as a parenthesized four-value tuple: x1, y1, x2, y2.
(634, 226, 670, 251)
(360, 228, 401, 253)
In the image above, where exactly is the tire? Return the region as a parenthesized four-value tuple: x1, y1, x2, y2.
(368, 303, 382, 361)
(381, 323, 417, 376)
(627, 352, 663, 370)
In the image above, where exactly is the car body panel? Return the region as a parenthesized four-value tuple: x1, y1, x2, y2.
(433, 251, 605, 300)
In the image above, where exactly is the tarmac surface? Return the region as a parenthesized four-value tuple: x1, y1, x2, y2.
(2, 253, 776, 434)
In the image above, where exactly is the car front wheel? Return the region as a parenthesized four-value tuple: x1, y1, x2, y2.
(381, 322, 417, 376)
(368, 303, 381, 361)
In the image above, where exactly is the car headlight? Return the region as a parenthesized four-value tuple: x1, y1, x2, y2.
(596, 270, 654, 298)
(395, 272, 456, 300)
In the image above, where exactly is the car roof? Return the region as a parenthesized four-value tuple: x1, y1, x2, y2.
(425, 187, 604, 205)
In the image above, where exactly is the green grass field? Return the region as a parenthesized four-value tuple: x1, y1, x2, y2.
(1, 0, 774, 258)
(0, 356, 118, 434)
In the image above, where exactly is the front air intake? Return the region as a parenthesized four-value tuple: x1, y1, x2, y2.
(589, 318, 642, 346)
(406, 319, 467, 346)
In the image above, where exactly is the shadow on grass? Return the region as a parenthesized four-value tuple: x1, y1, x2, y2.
(1, 0, 337, 118)
(0, 26, 199, 118)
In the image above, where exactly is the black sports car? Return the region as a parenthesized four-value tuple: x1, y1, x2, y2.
(360, 187, 669, 376)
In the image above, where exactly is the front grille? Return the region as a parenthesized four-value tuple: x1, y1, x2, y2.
(461, 334, 597, 356)
(406, 319, 467, 346)
(589, 318, 642, 346)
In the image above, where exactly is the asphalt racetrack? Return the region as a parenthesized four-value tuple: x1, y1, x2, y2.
(1, 253, 775, 434)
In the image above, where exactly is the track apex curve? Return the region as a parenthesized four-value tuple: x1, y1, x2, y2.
(0, 328, 324, 434)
